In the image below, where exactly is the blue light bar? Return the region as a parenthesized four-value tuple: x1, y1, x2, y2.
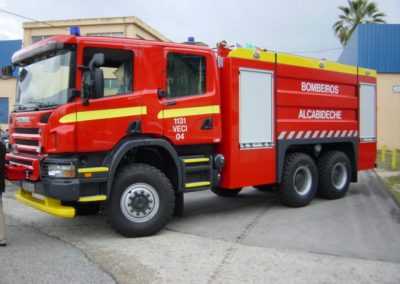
(70, 26, 80, 36)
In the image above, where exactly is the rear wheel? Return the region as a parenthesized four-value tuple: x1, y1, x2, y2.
(211, 187, 242, 197)
(278, 152, 317, 207)
(107, 164, 175, 237)
(318, 151, 351, 199)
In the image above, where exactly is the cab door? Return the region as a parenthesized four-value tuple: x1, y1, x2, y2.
(159, 48, 221, 145)
(74, 42, 141, 152)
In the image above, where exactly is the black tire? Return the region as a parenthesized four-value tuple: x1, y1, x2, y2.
(211, 187, 242, 197)
(254, 184, 275, 192)
(278, 152, 318, 207)
(318, 151, 351, 199)
(107, 164, 175, 237)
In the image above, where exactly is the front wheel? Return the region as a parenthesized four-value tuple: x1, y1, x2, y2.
(107, 164, 175, 237)
(278, 152, 318, 207)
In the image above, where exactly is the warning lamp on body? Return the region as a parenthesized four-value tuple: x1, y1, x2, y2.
(70, 26, 80, 36)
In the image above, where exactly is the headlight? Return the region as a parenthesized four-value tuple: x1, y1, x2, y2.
(48, 164, 76, 178)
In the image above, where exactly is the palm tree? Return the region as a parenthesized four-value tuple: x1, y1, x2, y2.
(333, 0, 386, 45)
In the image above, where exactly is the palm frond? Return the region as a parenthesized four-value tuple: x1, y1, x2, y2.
(333, 0, 386, 45)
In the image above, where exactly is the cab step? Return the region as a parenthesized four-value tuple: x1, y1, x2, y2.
(181, 155, 213, 191)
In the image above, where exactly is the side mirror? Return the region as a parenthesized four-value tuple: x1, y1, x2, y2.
(81, 53, 105, 105)
(88, 53, 105, 70)
(81, 71, 91, 106)
(92, 68, 104, 99)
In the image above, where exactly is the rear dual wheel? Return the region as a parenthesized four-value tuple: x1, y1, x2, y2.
(318, 151, 351, 199)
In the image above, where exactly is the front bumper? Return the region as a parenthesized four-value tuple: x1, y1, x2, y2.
(36, 178, 81, 201)
(9, 176, 81, 201)
(15, 188, 75, 218)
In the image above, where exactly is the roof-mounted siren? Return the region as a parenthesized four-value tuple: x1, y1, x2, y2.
(188, 36, 195, 44)
(70, 26, 80, 36)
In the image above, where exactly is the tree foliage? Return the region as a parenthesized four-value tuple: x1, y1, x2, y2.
(333, 0, 386, 45)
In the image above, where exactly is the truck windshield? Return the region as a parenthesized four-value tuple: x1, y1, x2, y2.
(16, 50, 74, 111)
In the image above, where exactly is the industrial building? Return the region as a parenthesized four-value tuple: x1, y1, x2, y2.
(0, 39, 22, 130)
(338, 24, 400, 148)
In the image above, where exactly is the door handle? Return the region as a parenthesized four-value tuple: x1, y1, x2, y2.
(163, 101, 177, 106)
(201, 118, 213, 130)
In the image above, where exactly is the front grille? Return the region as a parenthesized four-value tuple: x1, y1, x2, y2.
(18, 150, 38, 155)
(15, 139, 39, 146)
(15, 128, 39, 134)
(13, 128, 41, 154)
(9, 158, 33, 166)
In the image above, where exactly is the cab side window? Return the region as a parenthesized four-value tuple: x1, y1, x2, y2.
(83, 47, 133, 97)
(166, 53, 206, 98)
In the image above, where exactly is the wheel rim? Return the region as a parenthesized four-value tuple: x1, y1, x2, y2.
(293, 166, 312, 196)
(331, 162, 347, 190)
(120, 183, 160, 223)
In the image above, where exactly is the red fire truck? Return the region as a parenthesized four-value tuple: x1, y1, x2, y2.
(5, 34, 377, 237)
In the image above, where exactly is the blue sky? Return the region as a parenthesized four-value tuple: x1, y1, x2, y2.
(0, 0, 399, 60)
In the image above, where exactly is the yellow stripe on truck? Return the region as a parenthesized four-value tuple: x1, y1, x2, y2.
(228, 48, 275, 63)
(78, 167, 109, 173)
(78, 195, 107, 202)
(358, 67, 377, 77)
(59, 106, 147, 123)
(157, 105, 220, 119)
(277, 53, 357, 75)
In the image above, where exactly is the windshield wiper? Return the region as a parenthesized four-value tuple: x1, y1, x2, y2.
(15, 102, 60, 111)
(14, 103, 27, 111)
(26, 101, 46, 110)
(42, 103, 60, 108)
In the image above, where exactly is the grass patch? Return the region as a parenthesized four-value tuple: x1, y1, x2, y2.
(383, 175, 400, 203)
(377, 149, 400, 171)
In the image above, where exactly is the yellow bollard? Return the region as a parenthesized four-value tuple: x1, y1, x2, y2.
(392, 148, 397, 170)
(382, 145, 386, 163)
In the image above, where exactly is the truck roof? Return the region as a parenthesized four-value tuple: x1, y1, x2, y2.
(12, 34, 213, 64)
(12, 34, 377, 78)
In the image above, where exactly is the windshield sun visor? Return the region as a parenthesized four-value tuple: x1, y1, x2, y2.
(12, 41, 66, 65)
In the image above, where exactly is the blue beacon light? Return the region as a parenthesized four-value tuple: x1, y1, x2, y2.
(70, 26, 80, 36)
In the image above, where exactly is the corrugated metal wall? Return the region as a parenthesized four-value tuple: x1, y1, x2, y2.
(359, 24, 400, 72)
(0, 39, 22, 76)
(337, 28, 359, 66)
(338, 24, 400, 73)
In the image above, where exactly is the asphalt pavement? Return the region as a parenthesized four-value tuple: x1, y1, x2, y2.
(0, 208, 115, 284)
(1, 170, 399, 283)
